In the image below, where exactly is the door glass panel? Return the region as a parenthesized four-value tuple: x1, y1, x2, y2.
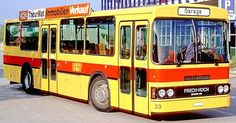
(120, 26, 131, 59)
(120, 67, 130, 94)
(42, 59, 47, 78)
(136, 26, 147, 60)
(42, 28, 48, 53)
(136, 68, 147, 97)
(51, 60, 56, 80)
(51, 28, 56, 53)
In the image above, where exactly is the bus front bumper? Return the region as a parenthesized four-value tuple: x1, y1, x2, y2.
(150, 95, 230, 115)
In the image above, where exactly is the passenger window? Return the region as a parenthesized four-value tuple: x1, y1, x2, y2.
(42, 28, 48, 53)
(120, 26, 131, 59)
(60, 19, 84, 54)
(42, 59, 47, 78)
(136, 26, 147, 60)
(5, 23, 20, 46)
(86, 17, 115, 56)
(136, 68, 147, 97)
(51, 28, 56, 53)
(120, 67, 130, 94)
(20, 21, 39, 51)
(50, 60, 56, 80)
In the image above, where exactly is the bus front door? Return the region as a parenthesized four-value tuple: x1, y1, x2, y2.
(133, 21, 149, 115)
(41, 25, 58, 93)
(118, 21, 149, 115)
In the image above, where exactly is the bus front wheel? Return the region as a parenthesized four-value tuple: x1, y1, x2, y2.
(89, 76, 111, 112)
(21, 69, 34, 94)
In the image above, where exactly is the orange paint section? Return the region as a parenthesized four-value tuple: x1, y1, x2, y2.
(148, 67, 229, 82)
(4, 55, 229, 82)
(45, 3, 91, 19)
(3, 55, 41, 68)
(56, 60, 119, 79)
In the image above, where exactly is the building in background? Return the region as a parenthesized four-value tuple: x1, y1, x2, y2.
(101, 0, 212, 10)
(100, 0, 236, 60)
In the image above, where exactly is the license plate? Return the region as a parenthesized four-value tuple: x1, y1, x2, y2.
(193, 102, 204, 107)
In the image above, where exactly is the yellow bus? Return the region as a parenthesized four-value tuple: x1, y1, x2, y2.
(3, 3, 231, 117)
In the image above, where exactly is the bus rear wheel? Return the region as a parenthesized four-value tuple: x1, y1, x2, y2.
(89, 76, 111, 112)
(21, 69, 34, 94)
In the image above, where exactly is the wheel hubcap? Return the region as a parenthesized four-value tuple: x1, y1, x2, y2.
(95, 82, 108, 104)
(24, 72, 31, 89)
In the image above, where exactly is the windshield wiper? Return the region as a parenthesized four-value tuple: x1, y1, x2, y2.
(176, 44, 188, 67)
(177, 50, 184, 67)
(214, 59, 219, 66)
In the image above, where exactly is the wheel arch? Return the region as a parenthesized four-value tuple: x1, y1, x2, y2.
(21, 62, 33, 84)
(88, 71, 111, 101)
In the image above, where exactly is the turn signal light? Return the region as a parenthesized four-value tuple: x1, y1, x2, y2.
(151, 87, 157, 99)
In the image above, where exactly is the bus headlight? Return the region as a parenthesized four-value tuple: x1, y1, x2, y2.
(167, 89, 174, 97)
(217, 85, 223, 94)
(158, 89, 166, 98)
(223, 85, 229, 93)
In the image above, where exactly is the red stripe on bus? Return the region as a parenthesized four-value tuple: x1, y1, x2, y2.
(3, 55, 41, 68)
(147, 67, 229, 82)
(4, 55, 229, 82)
(56, 60, 119, 79)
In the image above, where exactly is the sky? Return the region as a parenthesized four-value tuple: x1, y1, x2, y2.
(0, 0, 100, 24)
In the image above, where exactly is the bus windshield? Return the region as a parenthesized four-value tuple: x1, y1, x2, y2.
(152, 19, 228, 65)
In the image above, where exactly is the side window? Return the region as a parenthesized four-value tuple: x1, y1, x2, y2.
(120, 67, 130, 94)
(120, 26, 131, 59)
(5, 23, 20, 46)
(60, 19, 84, 54)
(136, 26, 147, 60)
(42, 28, 48, 53)
(86, 17, 115, 56)
(20, 21, 39, 50)
(51, 28, 56, 53)
(136, 68, 147, 97)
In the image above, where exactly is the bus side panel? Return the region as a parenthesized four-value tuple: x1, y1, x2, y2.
(32, 68, 41, 89)
(3, 65, 10, 80)
(108, 79, 119, 108)
(80, 75, 90, 100)
(58, 72, 80, 98)
(4, 64, 21, 83)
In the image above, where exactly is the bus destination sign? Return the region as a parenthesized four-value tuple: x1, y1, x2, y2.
(19, 3, 91, 21)
(178, 7, 210, 16)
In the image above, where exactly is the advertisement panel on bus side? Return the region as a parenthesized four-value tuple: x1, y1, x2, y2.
(19, 3, 91, 21)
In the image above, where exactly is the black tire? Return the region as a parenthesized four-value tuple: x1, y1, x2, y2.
(21, 69, 34, 94)
(10, 81, 18, 84)
(89, 76, 111, 112)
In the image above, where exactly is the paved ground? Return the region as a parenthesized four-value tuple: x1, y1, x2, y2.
(0, 77, 235, 123)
